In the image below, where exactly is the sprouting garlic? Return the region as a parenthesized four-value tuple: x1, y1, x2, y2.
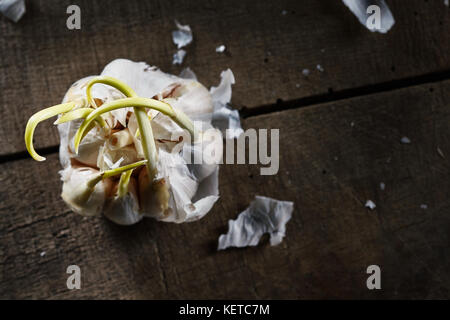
(104, 171, 142, 225)
(59, 160, 147, 217)
(60, 166, 110, 217)
(25, 59, 234, 225)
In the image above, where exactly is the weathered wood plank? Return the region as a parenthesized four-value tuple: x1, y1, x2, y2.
(1, 79, 449, 299)
(1, 0, 449, 155)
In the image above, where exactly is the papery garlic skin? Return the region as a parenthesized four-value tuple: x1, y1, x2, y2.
(57, 59, 229, 225)
(60, 167, 111, 217)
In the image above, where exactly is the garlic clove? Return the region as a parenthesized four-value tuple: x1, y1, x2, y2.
(107, 128, 134, 150)
(60, 167, 110, 217)
(138, 167, 172, 220)
(103, 177, 143, 225)
(139, 147, 222, 223)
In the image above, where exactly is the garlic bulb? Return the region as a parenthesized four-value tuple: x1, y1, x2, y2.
(25, 59, 232, 225)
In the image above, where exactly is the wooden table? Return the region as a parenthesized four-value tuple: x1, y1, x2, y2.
(1, 0, 449, 299)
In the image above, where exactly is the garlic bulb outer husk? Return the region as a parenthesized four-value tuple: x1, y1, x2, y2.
(57, 59, 229, 224)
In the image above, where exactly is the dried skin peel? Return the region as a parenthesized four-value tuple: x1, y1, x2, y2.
(342, 0, 395, 33)
(0, 0, 26, 22)
(218, 196, 294, 250)
(25, 59, 232, 225)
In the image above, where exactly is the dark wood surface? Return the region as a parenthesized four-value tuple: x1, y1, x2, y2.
(1, 0, 450, 299)
(1, 79, 449, 299)
(1, 0, 449, 155)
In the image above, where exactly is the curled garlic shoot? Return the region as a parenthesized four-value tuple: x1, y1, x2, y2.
(25, 75, 196, 215)
(85, 76, 158, 179)
(74, 97, 195, 153)
(54, 107, 107, 127)
(85, 76, 136, 109)
(25, 102, 75, 161)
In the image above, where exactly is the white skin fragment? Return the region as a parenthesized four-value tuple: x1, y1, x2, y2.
(173, 49, 187, 65)
(172, 20, 193, 49)
(218, 196, 294, 250)
(57, 59, 229, 225)
(400, 136, 411, 144)
(0, 0, 25, 22)
(210, 69, 244, 139)
(342, 0, 395, 34)
(215, 45, 226, 53)
(365, 200, 376, 210)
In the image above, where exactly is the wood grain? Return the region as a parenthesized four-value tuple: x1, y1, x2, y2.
(1, 0, 449, 155)
(1, 79, 449, 299)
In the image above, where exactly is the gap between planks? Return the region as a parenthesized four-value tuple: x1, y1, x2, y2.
(2, 69, 450, 165)
(240, 69, 450, 118)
